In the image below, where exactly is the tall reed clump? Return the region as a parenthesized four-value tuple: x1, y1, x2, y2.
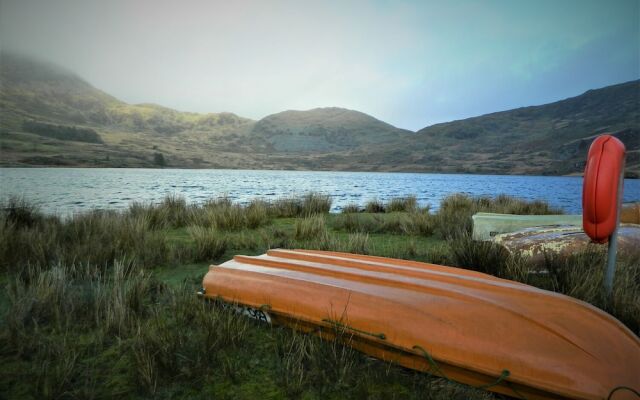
(274, 318, 359, 396)
(435, 194, 477, 239)
(410, 210, 436, 236)
(190, 197, 271, 231)
(383, 209, 435, 236)
(0, 261, 159, 398)
(0, 201, 171, 271)
(419, 242, 451, 265)
(447, 234, 640, 335)
(293, 216, 340, 251)
(271, 197, 303, 217)
(490, 194, 562, 215)
(539, 248, 640, 335)
(386, 195, 417, 213)
(0, 216, 58, 270)
(364, 198, 385, 213)
(245, 199, 271, 228)
(188, 226, 228, 261)
(339, 233, 370, 254)
(3, 259, 159, 375)
(301, 193, 332, 215)
(294, 215, 329, 241)
(341, 203, 361, 213)
(157, 193, 190, 228)
(130, 292, 250, 394)
(62, 211, 170, 267)
(129, 194, 191, 229)
(129, 201, 170, 229)
(378, 213, 415, 235)
(2, 195, 46, 227)
(0, 197, 57, 269)
(210, 204, 248, 231)
(332, 213, 380, 233)
(447, 233, 515, 277)
(272, 193, 332, 217)
(1, 259, 251, 398)
(272, 321, 491, 399)
(333, 211, 435, 237)
(435, 193, 562, 239)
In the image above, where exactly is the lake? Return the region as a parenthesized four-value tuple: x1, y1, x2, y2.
(1, 168, 639, 215)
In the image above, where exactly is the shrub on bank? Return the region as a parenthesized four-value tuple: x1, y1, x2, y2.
(188, 226, 228, 262)
(0, 208, 170, 270)
(294, 215, 329, 241)
(386, 195, 418, 213)
(301, 193, 332, 215)
(2, 195, 46, 228)
(333, 210, 435, 236)
(447, 233, 514, 276)
(540, 248, 640, 334)
(364, 198, 385, 213)
(340, 232, 370, 255)
(128, 194, 190, 229)
(341, 203, 361, 213)
(272, 193, 332, 217)
(435, 193, 563, 239)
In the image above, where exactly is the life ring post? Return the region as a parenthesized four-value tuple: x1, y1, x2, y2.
(604, 161, 625, 297)
(581, 134, 626, 297)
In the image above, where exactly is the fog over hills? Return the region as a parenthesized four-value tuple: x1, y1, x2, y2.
(0, 53, 638, 176)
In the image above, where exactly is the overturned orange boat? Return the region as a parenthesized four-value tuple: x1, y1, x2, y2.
(201, 249, 640, 400)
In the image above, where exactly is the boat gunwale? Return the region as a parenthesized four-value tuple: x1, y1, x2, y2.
(204, 289, 576, 400)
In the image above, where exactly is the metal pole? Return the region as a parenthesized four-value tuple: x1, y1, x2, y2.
(604, 227, 618, 296)
(604, 164, 625, 297)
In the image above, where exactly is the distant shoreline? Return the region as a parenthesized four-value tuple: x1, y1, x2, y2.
(1, 164, 638, 179)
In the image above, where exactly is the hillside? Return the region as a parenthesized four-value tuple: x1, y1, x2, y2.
(251, 107, 411, 152)
(411, 81, 640, 176)
(0, 52, 638, 175)
(0, 53, 257, 167)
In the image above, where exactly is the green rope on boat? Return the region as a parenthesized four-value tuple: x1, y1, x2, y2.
(321, 319, 387, 340)
(477, 368, 510, 389)
(412, 345, 525, 399)
(608, 386, 640, 400)
(412, 345, 447, 377)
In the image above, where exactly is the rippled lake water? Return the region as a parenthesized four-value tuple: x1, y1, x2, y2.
(1, 168, 639, 215)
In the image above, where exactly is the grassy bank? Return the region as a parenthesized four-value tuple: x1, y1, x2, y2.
(0, 193, 637, 399)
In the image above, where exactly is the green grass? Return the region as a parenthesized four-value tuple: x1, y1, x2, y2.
(153, 262, 209, 287)
(1, 193, 638, 399)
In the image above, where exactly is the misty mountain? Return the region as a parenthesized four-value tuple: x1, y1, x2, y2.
(0, 52, 637, 176)
(0, 53, 120, 127)
(0, 53, 252, 135)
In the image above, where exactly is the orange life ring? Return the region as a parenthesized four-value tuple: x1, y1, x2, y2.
(582, 135, 626, 243)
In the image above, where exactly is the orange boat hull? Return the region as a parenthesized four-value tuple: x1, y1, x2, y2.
(201, 249, 640, 400)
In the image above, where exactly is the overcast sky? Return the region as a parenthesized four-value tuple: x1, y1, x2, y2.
(1, 0, 638, 130)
